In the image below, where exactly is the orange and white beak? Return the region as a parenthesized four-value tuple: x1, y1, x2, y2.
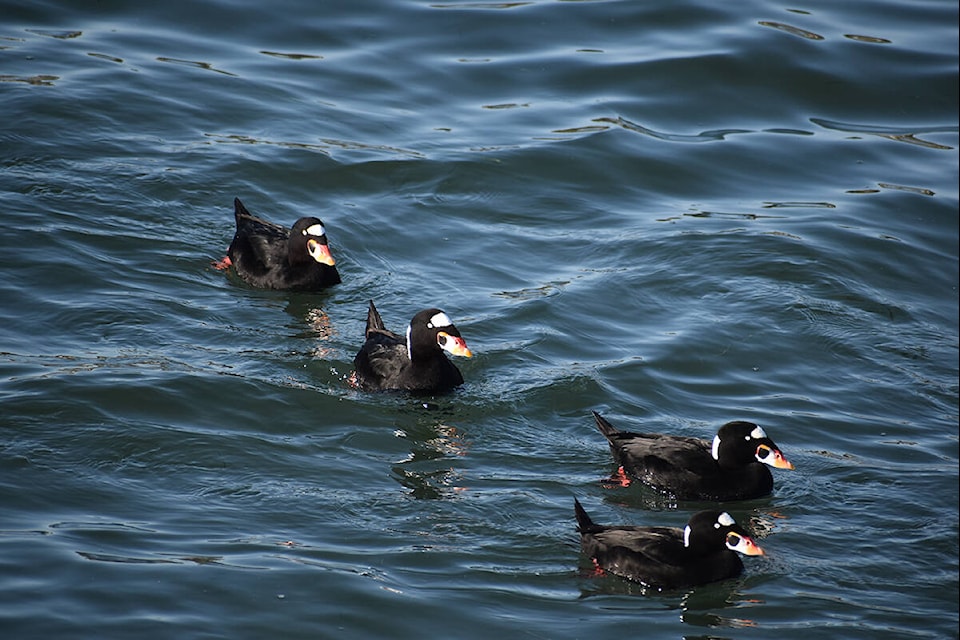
(307, 239, 336, 266)
(757, 444, 794, 470)
(727, 532, 764, 557)
(438, 332, 472, 358)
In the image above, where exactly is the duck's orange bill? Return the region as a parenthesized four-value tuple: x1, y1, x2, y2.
(439, 333, 473, 358)
(728, 532, 765, 556)
(307, 239, 336, 266)
(771, 449, 794, 470)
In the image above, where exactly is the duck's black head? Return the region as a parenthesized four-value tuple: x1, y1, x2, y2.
(712, 421, 794, 471)
(405, 308, 473, 362)
(683, 510, 764, 557)
(289, 217, 336, 267)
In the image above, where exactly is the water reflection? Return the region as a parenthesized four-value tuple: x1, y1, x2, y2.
(757, 21, 825, 40)
(155, 56, 236, 76)
(596, 472, 793, 536)
(678, 581, 762, 630)
(597, 477, 681, 511)
(0, 73, 58, 85)
(810, 118, 956, 150)
(578, 561, 762, 631)
(391, 420, 469, 500)
(283, 298, 338, 358)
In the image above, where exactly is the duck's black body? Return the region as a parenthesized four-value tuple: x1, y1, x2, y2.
(226, 198, 340, 290)
(352, 301, 472, 393)
(593, 412, 793, 501)
(574, 498, 763, 590)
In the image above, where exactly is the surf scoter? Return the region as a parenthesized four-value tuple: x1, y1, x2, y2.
(574, 498, 764, 590)
(352, 300, 472, 393)
(593, 411, 793, 501)
(218, 197, 340, 290)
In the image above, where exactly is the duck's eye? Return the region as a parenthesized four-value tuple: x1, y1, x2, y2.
(756, 444, 772, 460)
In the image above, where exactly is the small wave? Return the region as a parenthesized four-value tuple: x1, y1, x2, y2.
(811, 118, 956, 149)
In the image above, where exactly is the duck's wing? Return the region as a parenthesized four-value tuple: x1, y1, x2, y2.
(353, 331, 407, 390)
(615, 433, 716, 476)
(586, 526, 690, 586)
(230, 198, 290, 271)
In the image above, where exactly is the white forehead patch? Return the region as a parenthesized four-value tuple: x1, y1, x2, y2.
(683, 524, 692, 548)
(711, 434, 721, 461)
(405, 324, 413, 361)
(304, 223, 326, 237)
(426, 312, 452, 329)
(750, 425, 767, 440)
(717, 512, 735, 527)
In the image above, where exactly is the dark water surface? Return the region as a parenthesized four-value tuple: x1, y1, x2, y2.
(1, 1, 957, 638)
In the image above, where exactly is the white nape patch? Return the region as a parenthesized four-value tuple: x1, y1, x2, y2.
(750, 425, 767, 440)
(405, 324, 413, 360)
(426, 311, 453, 330)
(711, 434, 721, 461)
(683, 524, 692, 548)
(304, 223, 326, 237)
(717, 512, 735, 527)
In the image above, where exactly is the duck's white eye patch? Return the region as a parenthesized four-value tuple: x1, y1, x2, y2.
(426, 312, 452, 329)
(305, 223, 326, 237)
(717, 512, 735, 527)
(750, 425, 767, 440)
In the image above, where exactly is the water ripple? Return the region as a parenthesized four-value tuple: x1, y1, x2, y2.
(1, 0, 956, 637)
(594, 116, 752, 142)
(811, 118, 957, 149)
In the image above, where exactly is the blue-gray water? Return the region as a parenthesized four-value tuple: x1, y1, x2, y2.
(1, 1, 957, 638)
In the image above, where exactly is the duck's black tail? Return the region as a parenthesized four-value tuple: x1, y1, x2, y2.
(573, 497, 597, 533)
(592, 411, 621, 440)
(233, 197, 253, 223)
(365, 300, 386, 337)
